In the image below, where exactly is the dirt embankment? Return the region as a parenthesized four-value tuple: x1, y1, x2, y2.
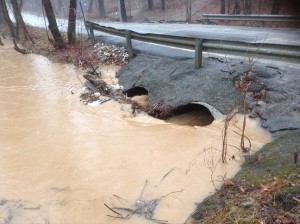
(115, 54, 300, 223)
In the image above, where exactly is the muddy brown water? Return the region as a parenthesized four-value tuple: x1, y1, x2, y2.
(0, 41, 271, 224)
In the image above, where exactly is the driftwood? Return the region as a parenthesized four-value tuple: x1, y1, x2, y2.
(13, 39, 29, 54)
(105, 175, 183, 223)
(86, 65, 101, 78)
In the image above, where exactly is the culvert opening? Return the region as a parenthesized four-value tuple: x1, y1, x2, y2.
(168, 104, 215, 127)
(125, 87, 148, 97)
(125, 86, 149, 108)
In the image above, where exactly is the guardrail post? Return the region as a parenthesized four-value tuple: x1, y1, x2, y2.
(195, 38, 203, 68)
(125, 30, 134, 60)
(89, 25, 95, 45)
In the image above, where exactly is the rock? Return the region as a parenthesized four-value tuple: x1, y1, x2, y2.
(257, 101, 266, 106)
(248, 109, 258, 119)
(241, 198, 256, 209)
(94, 43, 128, 65)
(248, 83, 265, 92)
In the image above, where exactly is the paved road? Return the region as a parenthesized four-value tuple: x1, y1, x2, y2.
(94, 21, 300, 46)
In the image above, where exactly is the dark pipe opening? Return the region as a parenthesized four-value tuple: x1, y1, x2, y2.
(125, 86, 148, 97)
(168, 104, 214, 127)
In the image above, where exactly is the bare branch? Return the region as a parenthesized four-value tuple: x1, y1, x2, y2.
(104, 203, 123, 217)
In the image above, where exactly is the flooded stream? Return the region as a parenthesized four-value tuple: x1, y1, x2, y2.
(0, 41, 271, 224)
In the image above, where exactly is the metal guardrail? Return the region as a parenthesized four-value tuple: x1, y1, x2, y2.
(85, 21, 300, 67)
(202, 14, 300, 23)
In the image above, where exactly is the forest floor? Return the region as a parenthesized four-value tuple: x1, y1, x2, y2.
(0, 23, 299, 224)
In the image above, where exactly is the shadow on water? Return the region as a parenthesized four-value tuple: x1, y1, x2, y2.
(168, 104, 214, 127)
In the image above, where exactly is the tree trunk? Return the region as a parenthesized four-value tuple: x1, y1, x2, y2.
(68, 0, 77, 44)
(0, 7, 4, 24)
(0, 0, 17, 39)
(258, 0, 262, 14)
(98, 0, 105, 18)
(220, 0, 225, 14)
(243, 0, 251, 14)
(271, 0, 280, 14)
(233, 0, 240, 14)
(88, 0, 94, 13)
(42, 0, 65, 48)
(227, 0, 230, 14)
(161, 0, 165, 11)
(10, 0, 34, 43)
(147, 0, 154, 10)
(117, 0, 127, 22)
(186, 0, 192, 23)
(57, 0, 63, 14)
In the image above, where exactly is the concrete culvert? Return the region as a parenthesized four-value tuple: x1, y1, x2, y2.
(167, 103, 217, 127)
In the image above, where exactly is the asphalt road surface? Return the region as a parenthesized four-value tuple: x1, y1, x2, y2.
(94, 21, 300, 46)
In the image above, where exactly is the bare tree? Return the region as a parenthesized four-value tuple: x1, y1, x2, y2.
(42, 0, 65, 48)
(0, 4, 4, 24)
(243, 0, 251, 14)
(10, 0, 34, 43)
(56, 0, 63, 14)
(0, 0, 17, 39)
(227, 0, 230, 14)
(220, 0, 225, 14)
(68, 0, 77, 44)
(186, 0, 192, 23)
(258, 0, 262, 14)
(161, 0, 165, 11)
(271, 0, 281, 15)
(88, 0, 94, 13)
(147, 0, 154, 10)
(233, 0, 240, 14)
(98, 0, 105, 18)
(117, 0, 127, 22)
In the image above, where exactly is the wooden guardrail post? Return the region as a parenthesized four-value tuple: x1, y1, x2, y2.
(89, 24, 95, 45)
(125, 30, 134, 60)
(195, 38, 203, 68)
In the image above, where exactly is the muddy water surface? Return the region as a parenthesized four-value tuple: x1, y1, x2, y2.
(0, 42, 271, 224)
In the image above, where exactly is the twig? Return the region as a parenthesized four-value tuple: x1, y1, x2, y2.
(209, 56, 224, 63)
(266, 65, 279, 70)
(185, 151, 206, 174)
(221, 108, 238, 163)
(160, 167, 175, 182)
(139, 180, 148, 199)
(113, 194, 128, 203)
(104, 203, 123, 217)
(148, 218, 169, 224)
(106, 215, 124, 219)
(168, 68, 177, 77)
(223, 107, 239, 123)
(112, 207, 134, 213)
(232, 126, 252, 151)
(159, 189, 183, 200)
(220, 69, 236, 74)
(100, 99, 112, 104)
